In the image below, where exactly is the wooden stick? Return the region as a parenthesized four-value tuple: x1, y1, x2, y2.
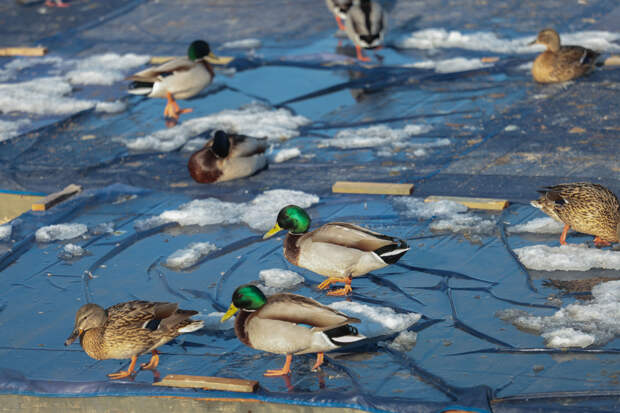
(32, 184, 82, 211)
(424, 195, 509, 211)
(332, 181, 414, 196)
(153, 374, 258, 393)
(0, 47, 48, 57)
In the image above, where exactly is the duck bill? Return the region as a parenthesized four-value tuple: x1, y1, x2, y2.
(64, 328, 82, 346)
(528, 39, 538, 46)
(220, 303, 239, 322)
(203, 52, 234, 65)
(263, 223, 283, 239)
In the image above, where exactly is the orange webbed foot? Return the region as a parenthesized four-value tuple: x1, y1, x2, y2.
(108, 355, 137, 380)
(140, 350, 159, 371)
(317, 277, 346, 290)
(327, 284, 353, 296)
(311, 353, 324, 371)
(593, 236, 612, 248)
(264, 354, 292, 376)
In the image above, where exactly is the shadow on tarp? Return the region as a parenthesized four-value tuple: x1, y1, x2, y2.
(0, 184, 619, 412)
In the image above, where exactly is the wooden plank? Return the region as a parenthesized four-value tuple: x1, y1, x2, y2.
(424, 195, 509, 211)
(32, 184, 81, 211)
(332, 181, 414, 196)
(0, 192, 45, 225)
(604, 55, 620, 66)
(0, 47, 47, 57)
(153, 374, 258, 393)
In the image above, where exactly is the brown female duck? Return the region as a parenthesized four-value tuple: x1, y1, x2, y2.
(531, 182, 620, 247)
(65, 301, 203, 379)
(530, 29, 600, 83)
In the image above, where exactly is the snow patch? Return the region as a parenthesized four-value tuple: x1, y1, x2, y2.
(257, 268, 304, 295)
(329, 301, 421, 337)
(220, 39, 262, 49)
(123, 103, 310, 152)
(515, 244, 620, 271)
(165, 242, 219, 270)
(271, 147, 301, 163)
(65, 53, 149, 86)
(60, 243, 87, 259)
(509, 217, 565, 234)
(35, 223, 87, 242)
(388, 330, 418, 352)
(406, 57, 492, 73)
(0, 224, 12, 241)
(322, 124, 434, 149)
(497, 280, 620, 347)
(0, 119, 31, 142)
(95, 100, 127, 113)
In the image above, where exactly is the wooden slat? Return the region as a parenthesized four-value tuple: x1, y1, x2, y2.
(0, 47, 47, 57)
(153, 374, 258, 393)
(332, 181, 414, 196)
(604, 55, 620, 66)
(0, 192, 45, 224)
(32, 184, 82, 211)
(424, 195, 509, 210)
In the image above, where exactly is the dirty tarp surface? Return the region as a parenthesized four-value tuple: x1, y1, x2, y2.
(1, 0, 620, 412)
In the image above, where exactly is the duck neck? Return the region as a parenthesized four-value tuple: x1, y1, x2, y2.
(201, 60, 214, 78)
(80, 328, 105, 360)
(234, 310, 252, 347)
(284, 232, 302, 264)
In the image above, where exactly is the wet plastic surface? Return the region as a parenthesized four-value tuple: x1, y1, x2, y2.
(1, 1, 620, 412)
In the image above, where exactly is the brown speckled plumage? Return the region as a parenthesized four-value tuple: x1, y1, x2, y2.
(531, 29, 600, 83)
(531, 182, 620, 244)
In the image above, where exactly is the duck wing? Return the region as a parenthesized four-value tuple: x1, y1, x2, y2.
(229, 133, 269, 158)
(127, 58, 196, 83)
(107, 301, 189, 331)
(309, 222, 402, 252)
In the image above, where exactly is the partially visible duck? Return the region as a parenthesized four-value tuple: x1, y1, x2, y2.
(188, 130, 268, 183)
(344, 0, 387, 62)
(263, 205, 409, 296)
(531, 182, 620, 247)
(530, 29, 600, 83)
(325, 0, 353, 31)
(128, 40, 226, 120)
(65, 301, 203, 379)
(221, 284, 364, 376)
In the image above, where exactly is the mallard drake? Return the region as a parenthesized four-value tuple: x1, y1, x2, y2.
(220, 284, 364, 376)
(529, 29, 600, 83)
(344, 0, 387, 62)
(127, 40, 226, 120)
(325, 0, 353, 31)
(263, 205, 409, 296)
(188, 130, 268, 183)
(65, 300, 203, 379)
(531, 183, 620, 247)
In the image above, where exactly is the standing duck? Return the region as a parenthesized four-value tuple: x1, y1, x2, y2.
(529, 29, 600, 83)
(263, 205, 409, 296)
(325, 0, 353, 31)
(221, 284, 364, 376)
(65, 301, 204, 379)
(531, 183, 620, 247)
(188, 130, 268, 183)
(127, 40, 226, 120)
(344, 0, 387, 62)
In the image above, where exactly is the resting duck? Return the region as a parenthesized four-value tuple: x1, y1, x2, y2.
(344, 0, 387, 62)
(530, 29, 600, 83)
(65, 301, 203, 379)
(188, 130, 268, 183)
(221, 284, 364, 376)
(128, 40, 225, 120)
(531, 182, 620, 247)
(263, 205, 409, 296)
(325, 0, 353, 31)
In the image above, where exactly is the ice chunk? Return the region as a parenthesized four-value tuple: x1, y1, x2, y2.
(136, 189, 319, 232)
(406, 57, 493, 73)
(91, 222, 115, 235)
(123, 103, 310, 152)
(65, 53, 149, 86)
(257, 268, 304, 295)
(399, 29, 620, 53)
(509, 217, 565, 234)
(220, 39, 262, 49)
(515, 244, 620, 271)
(165, 242, 219, 270)
(0, 119, 31, 142)
(329, 301, 421, 337)
(322, 124, 434, 149)
(388, 330, 418, 352)
(0, 224, 12, 241)
(61, 243, 86, 259)
(497, 280, 620, 347)
(95, 100, 127, 113)
(271, 147, 301, 163)
(35, 223, 88, 242)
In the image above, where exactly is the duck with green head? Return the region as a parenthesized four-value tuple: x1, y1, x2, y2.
(127, 40, 229, 120)
(221, 284, 364, 376)
(263, 205, 409, 296)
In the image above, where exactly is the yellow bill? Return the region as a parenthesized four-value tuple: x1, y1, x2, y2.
(220, 303, 239, 322)
(263, 223, 283, 239)
(204, 52, 234, 65)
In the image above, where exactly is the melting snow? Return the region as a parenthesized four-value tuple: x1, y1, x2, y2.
(165, 242, 219, 270)
(271, 147, 301, 163)
(123, 103, 310, 152)
(0, 224, 12, 241)
(60, 243, 86, 259)
(515, 244, 620, 271)
(387, 330, 418, 352)
(406, 57, 492, 73)
(497, 280, 620, 347)
(0, 119, 31, 142)
(136, 189, 319, 232)
(35, 223, 88, 242)
(322, 124, 434, 149)
(65, 53, 149, 86)
(220, 38, 262, 49)
(257, 268, 304, 295)
(399, 29, 620, 54)
(329, 301, 421, 337)
(509, 217, 565, 234)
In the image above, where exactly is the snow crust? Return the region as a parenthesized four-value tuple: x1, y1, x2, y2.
(329, 301, 421, 337)
(515, 244, 620, 271)
(165, 242, 219, 270)
(35, 224, 88, 242)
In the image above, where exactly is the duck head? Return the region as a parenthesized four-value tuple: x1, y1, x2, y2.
(529, 29, 561, 52)
(220, 284, 267, 321)
(210, 130, 231, 158)
(263, 205, 311, 239)
(64, 303, 107, 346)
